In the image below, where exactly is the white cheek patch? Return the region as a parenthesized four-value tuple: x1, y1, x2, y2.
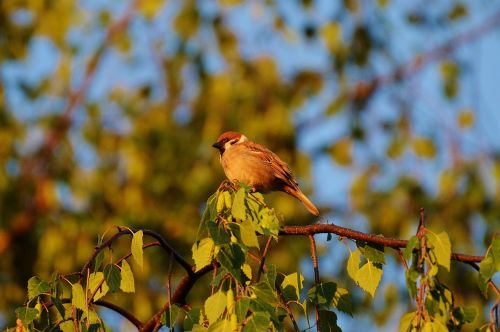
(238, 135, 248, 143)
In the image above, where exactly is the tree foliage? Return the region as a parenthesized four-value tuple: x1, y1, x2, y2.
(8, 187, 499, 331)
(1, 0, 500, 330)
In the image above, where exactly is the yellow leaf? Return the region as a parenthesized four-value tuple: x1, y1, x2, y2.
(192, 238, 214, 272)
(413, 137, 436, 159)
(138, 0, 165, 19)
(330, 138, 352, 166)
(321, 22, 343, 54)
(386, 138, 405, 159)
(458, 110, 474, 129)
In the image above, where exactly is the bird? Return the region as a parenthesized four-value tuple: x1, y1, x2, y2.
(212, 131, 319, 216)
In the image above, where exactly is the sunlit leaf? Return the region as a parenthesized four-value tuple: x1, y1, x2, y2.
(239, 219, 259, 249)
(427, 231, 451, 271)
(192, 238, 215, 272)
(120, 260, 135, 293)
(88, 272, 109, 301)
(72, 283, 87, 311)
(131, 230, 144, 269)
(281, 272, 304, 301)
(232, 188, 247, 220)
(356, 261, 383, 297)
(347, 249, 361, 281)
(204, 290, 226, 324)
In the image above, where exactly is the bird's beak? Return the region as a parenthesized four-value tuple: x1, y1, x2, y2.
(212, 141, 224, 150)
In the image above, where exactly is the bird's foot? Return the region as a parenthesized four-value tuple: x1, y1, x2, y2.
(218, 180, 238, 192)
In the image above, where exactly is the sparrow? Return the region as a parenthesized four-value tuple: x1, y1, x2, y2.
(212, 131, 319, 216)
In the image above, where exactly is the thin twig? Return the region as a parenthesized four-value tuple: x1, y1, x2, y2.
(308, 235, 321, 332)
(256, 236, 273, 283)
(276, 283, 300, 332)
(211, 262, 218, 295)
(396, 249, 409, 273)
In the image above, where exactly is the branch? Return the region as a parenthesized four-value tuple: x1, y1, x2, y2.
(95, 300, 143, 329)
(280, 223, 483, 263)
(79, 228, 193, 280)
(140, 265, 214, 332)
(43, 298, 143, 330)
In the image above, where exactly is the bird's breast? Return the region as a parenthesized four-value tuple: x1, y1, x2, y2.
(221, 147, 276, 192)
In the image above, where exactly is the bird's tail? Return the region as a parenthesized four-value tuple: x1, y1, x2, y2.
(283, 186, 320, 216)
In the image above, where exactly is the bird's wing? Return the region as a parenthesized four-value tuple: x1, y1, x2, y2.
(243, 141, 299, 188)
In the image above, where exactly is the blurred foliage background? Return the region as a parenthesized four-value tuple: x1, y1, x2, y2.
(0, 0, 499, 330)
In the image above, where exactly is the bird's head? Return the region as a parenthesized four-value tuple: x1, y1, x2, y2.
(212, 131, 248, 155)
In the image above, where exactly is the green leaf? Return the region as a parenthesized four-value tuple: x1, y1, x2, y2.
(27, 276, 50, 301)
(15, 307, 39, 325)
(192, 238, 215, 272)
(217, 244, 245, 282)
(72, 283, 87, 311)
(281, 272, 304, 301)
(120, 260, 135, 293)
(52, 296, 65, 319)
(347, 249, 361, 281)
(87, 324, 101, 332)
(358, 242, 385, 264)
(184, 307, 201, 331)
(239, 219, 260, 249)
(332, 287, 352, 315)
(252, 281, 278, 306)
(131, 230, 144, 269)
(103, 264, 121, 293)
(208, 221, 230, 245)
(479, 254, 495, 280)
(242, 312, 271, 332)
(404, 236, 419, 261)
(356, 261, 383, 297)
(204, 290, 227, 324)
(88, 272, 109, 301)
(265, 264, 277, 287)
(452, 306, 477, 324)
(235, 298, 251, 322)
(427, 231, 451, 271)
(94, 250, 105, 272)
(308, 282, 337, 306)
(258, 209, 280, 238)
(318, 310, 341, 332)
(492, 238, 500, 271)
(198, 193, 217, 241)
(162, 304, 181, 328)
(232, 188, 247, 220)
